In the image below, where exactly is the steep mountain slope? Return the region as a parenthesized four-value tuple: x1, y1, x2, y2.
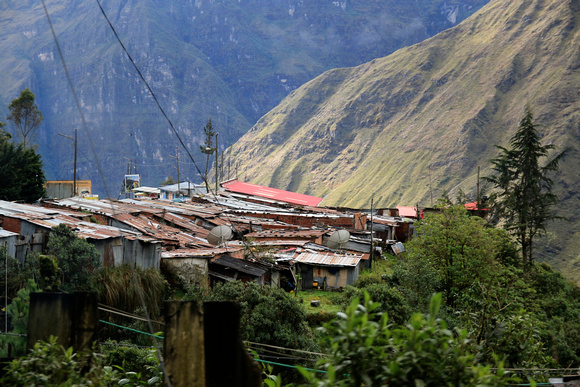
(228, 0, 580, 280)
(0, 0, 487, 193)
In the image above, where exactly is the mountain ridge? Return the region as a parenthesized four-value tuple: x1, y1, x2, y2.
(0, 0, 488, 193)
(227, 0, 580, 280)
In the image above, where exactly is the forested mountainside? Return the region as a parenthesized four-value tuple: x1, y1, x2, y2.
(228, 0, 580, 281)
(0, 0, 487, 194)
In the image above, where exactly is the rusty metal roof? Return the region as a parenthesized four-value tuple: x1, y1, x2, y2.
(245, 229, 327, 239)
(293, 251, 363, 267)
(162, 247, 243, 259)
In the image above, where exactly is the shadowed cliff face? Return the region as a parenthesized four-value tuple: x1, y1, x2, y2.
(0, 0, 487, 194)
(228, 0, 580, 281)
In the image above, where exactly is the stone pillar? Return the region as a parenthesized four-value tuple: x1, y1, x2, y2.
(27, 292, 98, 352)
(204, 301, 261, 387)
(163, 301, 205, 387)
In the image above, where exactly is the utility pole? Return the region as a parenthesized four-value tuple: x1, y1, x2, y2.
(215, 133, 219, 194)
(477, 165, 481, 206)
(429, 165, 434, 208)
(370, 197, 374, 271)
(58, 129, 77, 197)
(169, 147, 181, 197)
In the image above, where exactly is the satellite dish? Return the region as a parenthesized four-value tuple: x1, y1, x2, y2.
(207, 225, 233, 246)
(327, 229, 350, 250)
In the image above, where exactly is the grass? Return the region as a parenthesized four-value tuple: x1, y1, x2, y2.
(299, 289, 343, 316)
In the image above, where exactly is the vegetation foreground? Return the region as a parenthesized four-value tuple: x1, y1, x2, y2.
(0, 204, 578, 386)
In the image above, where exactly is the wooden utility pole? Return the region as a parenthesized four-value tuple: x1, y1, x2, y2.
(370, 197, 374, 271)
(477, 165, 481, 206)
(429, 165, 434, 207)
(58, 129, 77, 196)
(170, 147, 180, 196)
(215, 133, 219, 194)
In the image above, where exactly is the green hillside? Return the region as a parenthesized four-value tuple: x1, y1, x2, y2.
(228, 0, 580, 281)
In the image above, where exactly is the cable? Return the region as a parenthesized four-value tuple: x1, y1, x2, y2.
(99, 320, 163, 340)
(94, 0, 207, 189)
(94, 0, 241, 242)
(40, 3, 170, 384)
(98, 304, 165, 326)
(244, 340, 328, 357)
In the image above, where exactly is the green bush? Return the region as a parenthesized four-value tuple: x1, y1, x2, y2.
(0, 336, 118, 386)
(302, 292, 516, 387)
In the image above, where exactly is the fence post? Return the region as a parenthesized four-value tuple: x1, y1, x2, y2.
(27, 292, 98, 352)
(163, 301, 205, 387)
(204, 301, 261, 387)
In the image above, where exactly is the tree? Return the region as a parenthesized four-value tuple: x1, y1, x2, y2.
(7, 88, 44, 148)
(46, 223, 102, 292)
(400, 205, 501, 309)
(199, 118, 216, 192)
(485, 107, 567, 267)
(0, 131, 46, 202)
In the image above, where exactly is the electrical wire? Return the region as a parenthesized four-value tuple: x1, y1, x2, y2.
(93, 0, 241, 242)
(244, 340, 328, 357)
(39, 3, 171, 384)
(94, 0, 207, 189)
(98, 304, 165, 326)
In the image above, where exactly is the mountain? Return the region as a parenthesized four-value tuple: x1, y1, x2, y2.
(0, 0, 488, 194)
(227, 0, 580, 281)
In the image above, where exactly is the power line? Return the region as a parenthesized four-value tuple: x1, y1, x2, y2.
(40, 3, 170, 383)
(94, 0, 206, 191)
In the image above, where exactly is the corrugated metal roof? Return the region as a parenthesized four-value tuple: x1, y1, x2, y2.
(245, 229, 327, 239)
(211, 255, 266, 277)
(47, 198, 142, 216)
(161, 247, 242, 259)
(396, 206, 418, 218)
(0, 229, 18, 238)
(222, 179, 323, 207)
(293, 251, 362, 267)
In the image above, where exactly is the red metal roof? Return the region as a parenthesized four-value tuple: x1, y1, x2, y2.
(464, 202, 489, 211)
(396, 206, 418, 218)
(221, 179, 323, 207)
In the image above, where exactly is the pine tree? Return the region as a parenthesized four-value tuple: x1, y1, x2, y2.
(486, 107, 567, 267)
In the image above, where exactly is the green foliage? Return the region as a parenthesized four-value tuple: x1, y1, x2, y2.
(0, 129, 46, 202)
(305, 292, 513, 386)
(0, 279, 39, 357)
(159, 175, 175, 186)
(0, 247, 40, 300)
(203, 281, 316, 351)
(333, 284, 411, 326)
(102, 343, 163, 386)
(0, 336, 118, 386)
(526, 264, 580, 367)
(7, 88, 44, 148)
(398, 205, 502, 309)
(46, 223, 101, 292)
(486, 106, 568, 267)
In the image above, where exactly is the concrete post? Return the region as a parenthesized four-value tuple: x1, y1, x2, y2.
(163, 301, 206, 387)
(204, 301, 262, 387)
(27, 292, 98, 352)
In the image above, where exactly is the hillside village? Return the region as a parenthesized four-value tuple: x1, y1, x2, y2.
(0, 179, 420, 292)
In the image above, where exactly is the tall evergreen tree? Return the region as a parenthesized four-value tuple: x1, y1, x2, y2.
(485, 107, 567, 267)
(7, 88, 44, 148)
(0, 130, 45, 202)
